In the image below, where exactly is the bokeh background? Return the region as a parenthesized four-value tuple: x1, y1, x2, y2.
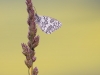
(0, 0, 100, 75)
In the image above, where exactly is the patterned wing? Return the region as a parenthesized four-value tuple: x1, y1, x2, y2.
(35, 14, 62, 34)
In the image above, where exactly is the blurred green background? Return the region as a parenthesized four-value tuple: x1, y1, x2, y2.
(0, 0, 100, 75)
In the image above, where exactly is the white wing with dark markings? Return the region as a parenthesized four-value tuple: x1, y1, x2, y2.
(35, 14, 62, 34)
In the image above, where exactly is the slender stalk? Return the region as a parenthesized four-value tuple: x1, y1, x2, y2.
(31, 64, 33, 75)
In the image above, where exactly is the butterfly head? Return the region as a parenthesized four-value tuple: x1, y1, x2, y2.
(34, 13, 41, 23)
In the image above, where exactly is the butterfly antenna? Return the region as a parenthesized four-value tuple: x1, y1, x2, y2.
(33, 5, 37, 14)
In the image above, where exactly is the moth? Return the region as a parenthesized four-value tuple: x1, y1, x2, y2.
(34, 8, 62, 34)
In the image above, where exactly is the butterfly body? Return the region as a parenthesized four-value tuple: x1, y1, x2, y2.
(34, 14, 62, 34)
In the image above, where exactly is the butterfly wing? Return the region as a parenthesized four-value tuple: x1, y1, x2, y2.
(35, 15, 62, 34)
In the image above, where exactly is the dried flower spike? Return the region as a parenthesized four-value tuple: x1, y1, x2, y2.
(21, 0, 39, 75)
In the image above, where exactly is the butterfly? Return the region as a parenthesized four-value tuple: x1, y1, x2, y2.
(34, 13, 62, 34)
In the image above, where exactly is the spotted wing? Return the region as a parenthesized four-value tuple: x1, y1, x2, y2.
(36, 15, 62, 34)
